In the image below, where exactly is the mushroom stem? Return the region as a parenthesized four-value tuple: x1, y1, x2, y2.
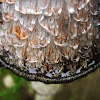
(35, 94, 54, 100)
(31, 82, 62, 100)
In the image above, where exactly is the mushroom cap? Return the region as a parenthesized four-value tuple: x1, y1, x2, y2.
(0, 0, 100, 84)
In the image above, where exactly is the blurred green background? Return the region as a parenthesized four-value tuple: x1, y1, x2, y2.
(0, 67, 100, 100)
(0, 67, 35, 100)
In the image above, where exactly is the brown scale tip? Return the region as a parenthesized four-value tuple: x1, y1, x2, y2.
(0, 0, 4, 2)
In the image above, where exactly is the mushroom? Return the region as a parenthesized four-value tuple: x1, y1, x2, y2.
(0, 0, 100, 84)
(31, 81, 62, 100)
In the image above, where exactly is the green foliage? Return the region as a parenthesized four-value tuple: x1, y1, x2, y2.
(69, 97, 75, 100)
(0, 67, 33, 100)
